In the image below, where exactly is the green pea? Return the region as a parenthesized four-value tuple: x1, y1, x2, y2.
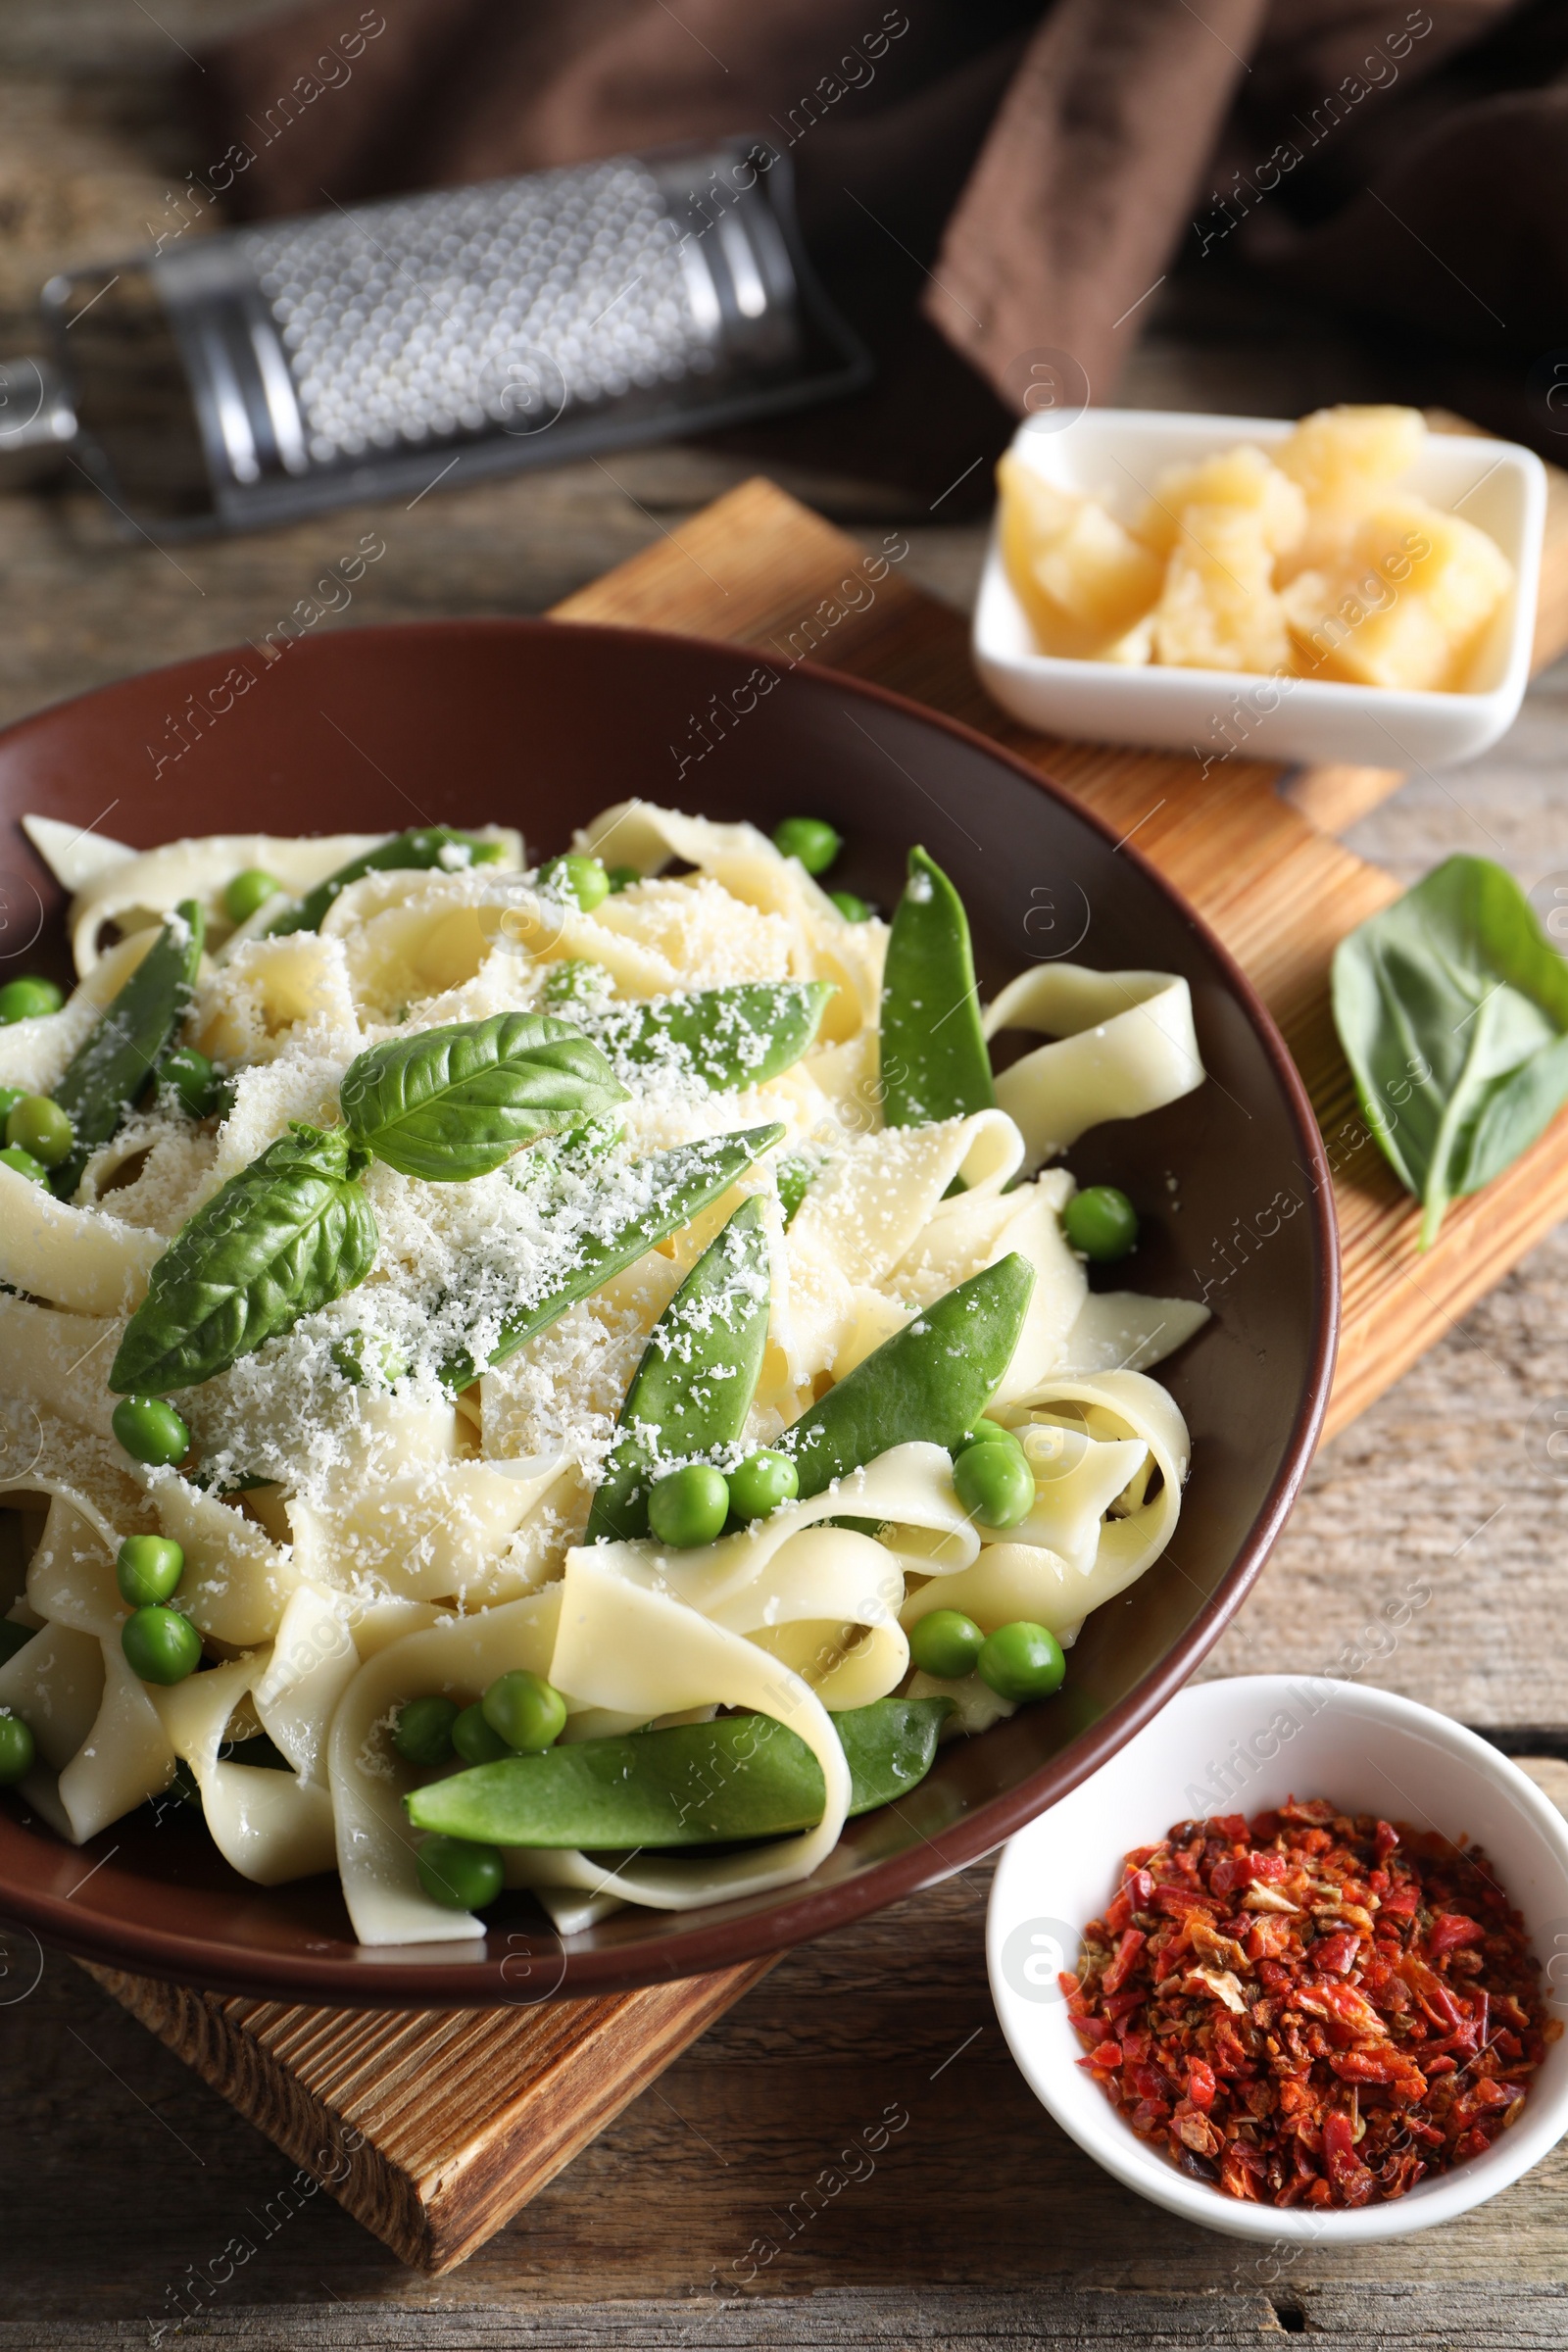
(954, 1439, 1034, 1530)
(953, 1418, 1014, 1454)
(0, 976, 64, 1024)
(5, 1095, 72, 1169)
(0, 1144, 48, 1188)
(0, 1711, 35, 1785)
(977, 1619, 1065, 1702)
(112, 1396, 191, 1467)
(451, 1701, 511, 1766)
(0, 1086, 24, 1123)
(726, 1449, 799, 1523)
(416, 1834, 505, 1912)
(605, 865, 641, 894)
(162, 1046, 220, 1119)
(331, 1330, 410, 1390)
(542, 958, 610, 1006)
(537, 853, 610, 912)
(116, 1534, 184, 1607)
(481, 1668, 567, 1754)
(828, 889, 870, 922)
(648, 1463, 731, 1549)
(393, 1694, 460, 1769)
(223, 867, 283, 925)
(122, 1604, 202, 1685)
(1062, 1184, 1139, 1262)
(772, 816, 842, 876)
(907, 1608, 984, 1680)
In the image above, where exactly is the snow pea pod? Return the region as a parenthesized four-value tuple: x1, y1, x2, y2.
(436, 1122, 784, 1393)
(784, 1252, 1034, 1496)
(268, 827, 504, 936)
(584, 982, 833, 1094)
(585, 1196, 771, 1543)
(405, 1694, 952, 1848)
(879, 847, 995, 1128)
(51, 898, 205, 1199)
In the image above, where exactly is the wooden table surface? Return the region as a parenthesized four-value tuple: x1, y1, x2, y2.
(4, 7, 1568, 2344)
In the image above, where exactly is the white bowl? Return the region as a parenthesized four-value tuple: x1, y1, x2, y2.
(972, 410, 1545, 770)
(987, 1675, 1568, 2242)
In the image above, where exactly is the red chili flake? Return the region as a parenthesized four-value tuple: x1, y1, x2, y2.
(1102, 1928, 1147, 1995)
(1174, 2058, 1210, 2109)
(1311, 1929, 1363, 1977)
(1428, 1912, 1487, 1957)
(1065, 1800, 1558, 2208)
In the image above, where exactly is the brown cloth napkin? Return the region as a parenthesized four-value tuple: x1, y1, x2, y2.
(194, 0, 1568, 460)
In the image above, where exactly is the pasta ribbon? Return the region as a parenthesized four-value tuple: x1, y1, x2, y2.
(0, 1160, 163, 1315)
(983, 965, 1204, 1167)
(155, 1654, 337, 1886)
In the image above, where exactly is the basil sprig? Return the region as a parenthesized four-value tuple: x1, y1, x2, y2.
(110, 1124, 379, 1396)
(340, 1013, 627, 1182)
(1333, 855, 1568, 1248)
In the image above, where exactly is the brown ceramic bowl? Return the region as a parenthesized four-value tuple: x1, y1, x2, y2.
(0, 620, 1336, 2004)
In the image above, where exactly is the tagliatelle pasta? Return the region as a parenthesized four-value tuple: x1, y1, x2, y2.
(0, 802, 1211, 1946)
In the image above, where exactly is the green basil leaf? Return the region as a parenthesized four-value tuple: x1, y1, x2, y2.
(580, 982, 833, 1093)
(1454, 1032, 1568, 1198)
(109, 1123, 379, 1395)
(1332, 857, 1568, 1247)
(436, 1122, 784, 1394)
(268, 827, 505, 936)
(52, 899, 205, 1199)
(339, 1014, 628, 1182)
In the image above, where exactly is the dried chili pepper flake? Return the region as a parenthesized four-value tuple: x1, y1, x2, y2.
(1064, 1801, 1552, 2207)
(1311, 1929, 1363, 1977)
(1186, 2056, 1218, 2111)
(1428, 1911, 1487, 1956)
(1102, 1928, 1148, 1995)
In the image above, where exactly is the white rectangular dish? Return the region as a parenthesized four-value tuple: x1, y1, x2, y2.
(972, 410, 1545, 771)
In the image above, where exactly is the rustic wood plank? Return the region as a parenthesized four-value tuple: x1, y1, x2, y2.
(79, 1957, 772, 2274)
(6, 2282, 1568, 2349)
(1282, 761, 1406, 834)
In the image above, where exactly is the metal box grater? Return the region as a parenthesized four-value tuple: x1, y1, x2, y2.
(15, 138, 866, 536)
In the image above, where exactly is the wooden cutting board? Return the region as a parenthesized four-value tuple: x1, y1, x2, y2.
(81, 455, 1568, 2273)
